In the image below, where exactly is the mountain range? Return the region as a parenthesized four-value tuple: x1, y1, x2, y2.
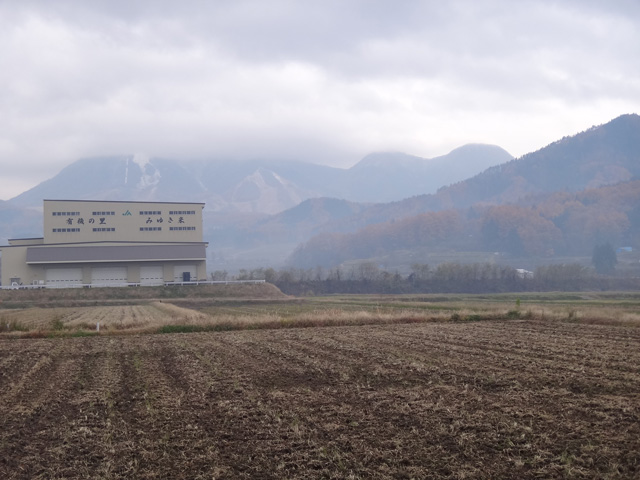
(287, 114, 640, 268)
(2, 113, 639, 272)
(8, 144, 512, 215)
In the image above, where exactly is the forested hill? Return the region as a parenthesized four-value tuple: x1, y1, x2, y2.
(326, 114, 640, 232)
(289, 179, 640, 268)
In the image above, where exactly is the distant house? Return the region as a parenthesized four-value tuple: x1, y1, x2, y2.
(0, 199, 207, 287)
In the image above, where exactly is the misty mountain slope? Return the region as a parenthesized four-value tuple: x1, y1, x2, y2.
(251, 197, 370, 242)
(192, 159, 345, 198)
(9, 156, 206, 207)
(0, 201, 42, 243)
(10, 156, 130, 207)
(270, 197, 369, 226)
(143, 158, 208, 200)
(223, 167, 312, 214)
(201, 198, 370, 249)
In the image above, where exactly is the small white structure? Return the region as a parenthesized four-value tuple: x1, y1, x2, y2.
(516, 268, 534, 279)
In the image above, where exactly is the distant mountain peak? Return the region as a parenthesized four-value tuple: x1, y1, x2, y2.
(445, 143, 512, 156)
(350, 152, 424, 170)
(404, 113, 640, 212)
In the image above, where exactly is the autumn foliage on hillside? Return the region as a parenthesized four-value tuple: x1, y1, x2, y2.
(290, 180, 640, 268)
(291, 210, 462, 267)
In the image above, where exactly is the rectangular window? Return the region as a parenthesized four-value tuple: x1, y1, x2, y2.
(169, 226, 196, 231)
(140, 227, 162, 231)
(139, 210, 162, 215)
(52, 211, 80, 216)
(92, 227, 115, 232)
(92, 211, 115, 216)
(169, 210, 196, 215)
(52, 228, 80, 232)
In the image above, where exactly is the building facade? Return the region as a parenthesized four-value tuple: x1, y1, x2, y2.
(0, 199, 207, 287)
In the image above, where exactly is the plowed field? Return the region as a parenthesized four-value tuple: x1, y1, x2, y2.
(1, 320, 639, 479)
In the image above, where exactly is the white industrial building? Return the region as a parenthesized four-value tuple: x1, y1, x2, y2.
(0, 199, 207, 287)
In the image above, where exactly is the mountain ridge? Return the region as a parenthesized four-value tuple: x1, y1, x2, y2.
(7, 143, 512, 214)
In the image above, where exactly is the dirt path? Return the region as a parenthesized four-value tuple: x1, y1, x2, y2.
(1, 320, 639, 479)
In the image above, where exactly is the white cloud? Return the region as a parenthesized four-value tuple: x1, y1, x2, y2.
(0, 0, 639, 199)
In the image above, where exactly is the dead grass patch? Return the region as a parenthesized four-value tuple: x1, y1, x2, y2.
(2, 292, 640, 338)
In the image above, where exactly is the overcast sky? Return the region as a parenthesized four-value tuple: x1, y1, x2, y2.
(1, 0, 639, 200)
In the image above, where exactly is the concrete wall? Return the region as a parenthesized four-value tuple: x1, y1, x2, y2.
(0, 245, 43, 286)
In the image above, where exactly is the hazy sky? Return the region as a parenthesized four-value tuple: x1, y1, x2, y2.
(1, 0, 639, 200)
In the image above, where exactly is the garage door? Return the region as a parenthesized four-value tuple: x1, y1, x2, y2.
(173, 264, 197, 283)
(46, 268, 83, 287)
(140, 265, 164, 286)
(91, 267, 127, 286)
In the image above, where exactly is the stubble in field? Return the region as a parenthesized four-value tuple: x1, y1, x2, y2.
(1, 319, 639, 479)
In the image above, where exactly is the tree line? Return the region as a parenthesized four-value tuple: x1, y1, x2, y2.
(211, 259, 640, 296)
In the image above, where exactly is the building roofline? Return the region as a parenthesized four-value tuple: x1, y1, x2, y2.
(26, 258, 206, 265)
(43, 199, 205, 206)
(2, 240, 208, 248)
(7, 237, 44, 241)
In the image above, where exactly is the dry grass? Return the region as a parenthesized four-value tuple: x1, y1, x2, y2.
(0, 303, 213, 336)
(1, 291, 639, 338)
(0, 303, 459, 338)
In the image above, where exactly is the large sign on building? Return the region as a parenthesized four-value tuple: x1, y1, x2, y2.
(44, 200, 202, 244)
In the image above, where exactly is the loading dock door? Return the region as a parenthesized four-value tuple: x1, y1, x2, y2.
(46, 268, 83, 287)
(91, 267, 127, 286)
(140, 265, 164, 286)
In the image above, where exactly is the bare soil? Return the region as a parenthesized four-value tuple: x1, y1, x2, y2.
(1, 319, 639, 479)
